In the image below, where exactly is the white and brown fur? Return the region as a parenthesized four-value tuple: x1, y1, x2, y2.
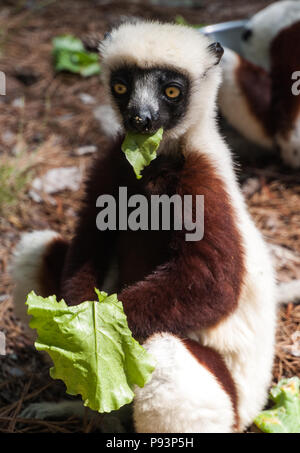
(219, 1, 300, 168)
(12, 20, 277, 433)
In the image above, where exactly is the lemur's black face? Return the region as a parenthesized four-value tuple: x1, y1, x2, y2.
(110, 65, 190, 134)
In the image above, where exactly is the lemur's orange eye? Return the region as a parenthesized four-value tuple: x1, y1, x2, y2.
(113, 83, 127, 94)
(165, 86, 181, 99)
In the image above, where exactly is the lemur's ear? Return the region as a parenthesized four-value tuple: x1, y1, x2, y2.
(207, 42, 224, 65)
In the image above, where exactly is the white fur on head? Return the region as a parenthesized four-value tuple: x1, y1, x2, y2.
(242, 1, 300, 70)
(99, 20, 218, 83)
(11, 230, 60, 337)
(99, 20, 222, 140)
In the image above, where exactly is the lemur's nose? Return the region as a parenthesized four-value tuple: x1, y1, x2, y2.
(129, 110, 152, 133)
(127, 107, 160, 133)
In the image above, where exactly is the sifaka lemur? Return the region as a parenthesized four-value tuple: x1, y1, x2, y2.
(219, 1, 300, 169)
(12, 20, 277, 433)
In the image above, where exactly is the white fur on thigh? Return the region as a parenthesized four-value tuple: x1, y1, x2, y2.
(10, 230, 60, 336)
(133, 333, 235, 433)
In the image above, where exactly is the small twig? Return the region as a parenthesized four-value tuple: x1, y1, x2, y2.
(8, 375, 33, 432)
(84, 415, 96, 433)
(0, 416, 77, 433)
(0, 382, 52, 417)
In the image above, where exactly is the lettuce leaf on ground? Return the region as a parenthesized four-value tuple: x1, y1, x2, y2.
(26, 290, 155, 413)
(52, 35, 101, 77)
(121, 127, 163, 179)
(254, 377, 300, 433)
(175, 15, 205, 28)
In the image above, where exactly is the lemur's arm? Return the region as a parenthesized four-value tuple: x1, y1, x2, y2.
(60, 142, 121, 304)
(119, 152, 245, 339)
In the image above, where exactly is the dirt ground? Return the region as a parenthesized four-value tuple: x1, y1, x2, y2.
(0, 0, 299, 433)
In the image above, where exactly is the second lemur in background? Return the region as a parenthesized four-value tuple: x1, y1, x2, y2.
(219, 0, 300, 169)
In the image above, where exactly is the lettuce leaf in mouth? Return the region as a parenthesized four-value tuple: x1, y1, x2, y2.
(253, 377, 300, 433)
(26, 290, 155, 413)
(121, 127, 164, 179)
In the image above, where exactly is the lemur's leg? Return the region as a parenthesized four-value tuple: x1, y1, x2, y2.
(11, 230, 68, 337)
(134, 333, 239, 433)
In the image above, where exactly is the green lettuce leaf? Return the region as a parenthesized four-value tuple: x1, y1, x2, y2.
(26, 290, 155, 413)
(52, 35, 101, 77)
(254, 377, 300, 433)
(174, 15, 205, 28)
(121, 127, 163, 179)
